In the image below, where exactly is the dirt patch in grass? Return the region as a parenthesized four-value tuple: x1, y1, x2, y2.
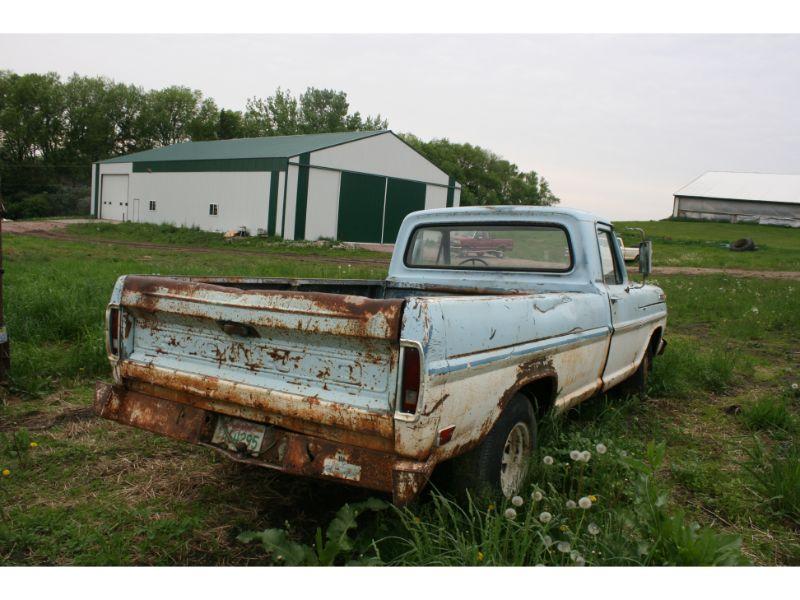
(0, 406, 95, 432)
(3, 218, 99, 234)
(647, 266, 800, 280)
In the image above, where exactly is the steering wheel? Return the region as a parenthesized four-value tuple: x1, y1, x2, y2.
(458, 258, 489, 267)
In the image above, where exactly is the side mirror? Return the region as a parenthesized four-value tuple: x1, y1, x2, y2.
(639, 240, 653, 277)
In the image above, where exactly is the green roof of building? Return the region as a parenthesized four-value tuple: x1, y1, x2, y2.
(100, 130, 388, 164)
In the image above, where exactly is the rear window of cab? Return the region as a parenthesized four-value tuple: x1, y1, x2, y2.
(404, 223, 573, 272)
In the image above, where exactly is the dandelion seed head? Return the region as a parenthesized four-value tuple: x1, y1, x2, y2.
(588, 523, 600, 536)
(580, 450, 591, 462)
(532, 490, 544, 502)
(575, 556, 586, 566)
(511, 495, 524, 507)
(542, 535, 553, 547)
(595, 443, 607, 455)
(578, 497, 592, 510)
(504, 508, 517, 520)
(557, 541, 571, 553)
(566, 499, 577, 509)
(538, 511, 552, 523)
(569, 450, 581, 461)
(543, 455, 554, 465)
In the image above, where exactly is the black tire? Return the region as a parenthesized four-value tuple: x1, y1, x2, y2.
(439, 394, 536, 499)
(730, 238, 756, 252)
(621, 346, 652, 399)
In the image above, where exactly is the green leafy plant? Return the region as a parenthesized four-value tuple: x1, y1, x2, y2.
(620, 442, 746, 566)
(237, 497, 389, 565)
(1, 428, 35, 467)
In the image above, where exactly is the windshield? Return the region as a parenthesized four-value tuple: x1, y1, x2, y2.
(404, 223, 573, 272)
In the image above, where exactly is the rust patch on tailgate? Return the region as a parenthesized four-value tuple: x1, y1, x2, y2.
(127, 379, 395, 453)
(94, 383, 209, 443)
(121, 276, 404, 340)
(118, 361, 395, 445)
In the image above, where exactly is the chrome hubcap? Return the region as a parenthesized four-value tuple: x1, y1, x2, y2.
(500, 422, 531, 497)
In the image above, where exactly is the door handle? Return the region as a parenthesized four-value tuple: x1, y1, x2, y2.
(218, 321, 260, 338)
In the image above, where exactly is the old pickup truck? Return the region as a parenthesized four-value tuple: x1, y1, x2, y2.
(95, 206, 667, 504)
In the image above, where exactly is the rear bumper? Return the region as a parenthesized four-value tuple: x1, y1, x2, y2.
(94, 382, 434, 505)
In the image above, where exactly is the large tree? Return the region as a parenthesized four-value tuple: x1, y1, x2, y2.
(138, 86, 203, 147)
(243, 87, 385, 137)
(401, 135, 559, 207)
(62, 74, 146, 162)
(0, 71, 65, 162)
(216, 108, 244, 140)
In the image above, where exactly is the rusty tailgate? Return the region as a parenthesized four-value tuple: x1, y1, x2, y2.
(110, 276, 404, 443)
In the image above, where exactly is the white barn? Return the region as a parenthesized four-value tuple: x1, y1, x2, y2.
(90, 131, 461, 243)
(673, 171, 800, 228)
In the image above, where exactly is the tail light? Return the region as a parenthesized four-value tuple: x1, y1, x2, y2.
(108, 307, 120, 357)
(400, 346, 421, 414)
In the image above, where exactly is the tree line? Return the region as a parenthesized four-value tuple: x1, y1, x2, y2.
(0, 70, 558, 219)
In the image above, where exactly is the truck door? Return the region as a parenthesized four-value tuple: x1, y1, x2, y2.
(596, 227, 652, 390)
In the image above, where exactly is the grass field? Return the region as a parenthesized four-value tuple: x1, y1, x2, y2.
(616, 219, 800, 271)
(63, 221, 389, 260)
(1, 220, 799, 565)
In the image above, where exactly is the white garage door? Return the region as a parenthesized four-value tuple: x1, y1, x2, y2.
(100, 175, 129, 221)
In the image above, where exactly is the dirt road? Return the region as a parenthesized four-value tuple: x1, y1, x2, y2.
(647, 266, 800, 280)
(3, 218, 99, 234)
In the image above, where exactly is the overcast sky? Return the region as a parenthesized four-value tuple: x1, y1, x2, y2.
(2, 34, 799, 220)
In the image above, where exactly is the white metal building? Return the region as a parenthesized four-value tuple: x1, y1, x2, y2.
(90, 130, 461, 243)
(673, 171, 800, 228)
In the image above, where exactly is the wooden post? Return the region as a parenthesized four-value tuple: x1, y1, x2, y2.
(0, 173, 10, 379)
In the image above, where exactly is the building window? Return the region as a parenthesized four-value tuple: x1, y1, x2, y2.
(209, 203, 219, 216)
(148, 200, 156, 211)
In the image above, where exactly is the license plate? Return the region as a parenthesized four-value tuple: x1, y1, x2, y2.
(211, 416, 266, 455)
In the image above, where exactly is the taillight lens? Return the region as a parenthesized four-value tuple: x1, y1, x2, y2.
(109, 307, 120, 356)
(400, 347, 421, 414)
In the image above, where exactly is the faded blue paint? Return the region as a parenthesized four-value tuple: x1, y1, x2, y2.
(427, 327, 610, 376)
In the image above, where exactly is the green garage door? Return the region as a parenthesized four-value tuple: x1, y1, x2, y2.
(382, 178, 426, 244)
(337, 172, 386, 243)
(337, 173, 427, 243)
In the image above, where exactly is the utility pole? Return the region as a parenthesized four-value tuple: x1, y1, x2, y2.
(0, 173, 9, 380)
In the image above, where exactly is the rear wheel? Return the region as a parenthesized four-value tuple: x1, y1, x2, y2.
(442, 394, 536, 499)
